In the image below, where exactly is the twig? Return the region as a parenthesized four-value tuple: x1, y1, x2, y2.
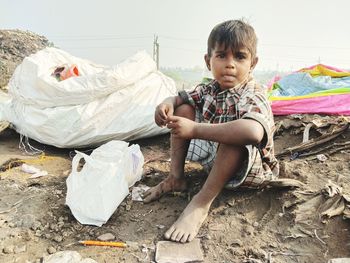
(314, 229, 326, 245)
(272, 251, 312, 257)
(276, 123, 349, 157)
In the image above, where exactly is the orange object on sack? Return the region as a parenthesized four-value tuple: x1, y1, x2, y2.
(52, 64, 80, 81)
(60, 65, 80, 80)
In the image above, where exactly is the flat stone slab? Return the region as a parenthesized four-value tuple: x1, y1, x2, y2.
(328, 259, 350, 263)
(155, 238, 203, 263)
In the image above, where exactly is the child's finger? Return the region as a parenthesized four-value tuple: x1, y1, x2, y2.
(166, 115, 179, 123)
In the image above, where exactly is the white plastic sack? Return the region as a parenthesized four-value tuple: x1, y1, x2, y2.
(65, 140, 144, 226)
(1, 47, 176, 147)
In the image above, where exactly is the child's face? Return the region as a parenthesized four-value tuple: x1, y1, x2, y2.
(205, 43, 257, 90)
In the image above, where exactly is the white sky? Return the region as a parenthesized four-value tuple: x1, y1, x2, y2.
(1, 0, 350, 71)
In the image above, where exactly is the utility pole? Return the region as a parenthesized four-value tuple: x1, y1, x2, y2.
(153, 35, 159, 70)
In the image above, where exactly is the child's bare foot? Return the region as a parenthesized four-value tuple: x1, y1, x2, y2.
(142, 175, 187, 203)
(164, 194, 210, 243)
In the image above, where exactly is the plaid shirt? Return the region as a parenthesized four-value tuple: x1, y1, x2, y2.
(178, 78, 279, 178)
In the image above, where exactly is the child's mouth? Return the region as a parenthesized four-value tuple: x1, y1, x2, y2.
(222, 75, 235, 82)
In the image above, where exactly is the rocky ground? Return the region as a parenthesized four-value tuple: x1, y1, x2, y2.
(0, 30, 51, 89)
(0, 119, 350, 263)
(0, 30, 349, 263)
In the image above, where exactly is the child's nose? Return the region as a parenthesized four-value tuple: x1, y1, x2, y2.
(226, 58, 235, 68)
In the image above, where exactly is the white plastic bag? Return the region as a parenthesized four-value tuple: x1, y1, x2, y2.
(65, 140, 144, 226)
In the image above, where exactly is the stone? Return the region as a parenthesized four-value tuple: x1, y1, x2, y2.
(97, 233, 115, 241)
(155, 238, 203, 263)
(328, 259, 350, 263)
(53, 235, 63, 243)
(42, 250, 97, 263)
(3, 245, 15, 254)
(14, 245, 26, 254)
(47, 246, 57, 254)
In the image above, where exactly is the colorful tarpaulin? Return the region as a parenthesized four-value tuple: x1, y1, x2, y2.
(268, 64, 350, 115)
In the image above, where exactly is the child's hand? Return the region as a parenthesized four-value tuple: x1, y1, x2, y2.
(155, 103, 174, 127)
(166, 116, 196, 139)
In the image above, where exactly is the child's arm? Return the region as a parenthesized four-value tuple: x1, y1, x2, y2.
(166, 116, 264, 146)
(155, 95, 185, 127)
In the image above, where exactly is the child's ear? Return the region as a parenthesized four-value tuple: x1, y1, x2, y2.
(204, 54, 211, 71)
(250, 56, 259, 71)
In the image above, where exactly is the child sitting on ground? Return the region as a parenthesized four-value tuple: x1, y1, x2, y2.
(143, 19, 279, 243)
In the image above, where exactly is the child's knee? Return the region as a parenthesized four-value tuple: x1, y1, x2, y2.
(174, 104, 195, 120)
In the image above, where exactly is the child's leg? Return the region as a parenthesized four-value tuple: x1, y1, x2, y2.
(143, 104, 195, 203)
(165, 143, 245, 243)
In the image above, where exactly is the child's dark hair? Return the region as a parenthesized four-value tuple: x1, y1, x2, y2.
(207, 19, 257, 59)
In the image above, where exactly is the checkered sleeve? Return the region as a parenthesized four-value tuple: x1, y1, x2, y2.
(237, 91, 273, 148)
(178, 84, 207, 110)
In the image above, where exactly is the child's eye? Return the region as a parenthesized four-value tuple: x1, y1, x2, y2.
(235, 53, 246, 60)
(216, 53, 225, 58)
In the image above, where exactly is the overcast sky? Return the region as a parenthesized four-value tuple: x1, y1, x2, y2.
(1, 0, 350, 71)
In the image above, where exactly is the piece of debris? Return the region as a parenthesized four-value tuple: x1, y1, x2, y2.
(155, 238, 203, 263)
(21, 163, 49, 178)
(316, 154, 328, 162)
(42, 250, 97, 263)
(132, 184, 150, 201)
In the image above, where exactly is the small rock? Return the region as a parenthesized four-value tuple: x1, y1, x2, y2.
(125, 241, 139, 250)
(243, 225, 254, 236)
(125, 204, 131, 211)
(8, 222, 15, 228)
(3, 245, 15, 254)
(253, 222, 259, 228)
(43, 251, 98, 263)
(21, 214, 36, 228)
(204, 234, 211, 240)
(278, 213, 284, 217)
(155, 239, 203, 263)
(31, 221, 41, 231)
(53, 235, 63, 243)
(156, 224, 165, 229)
(14, 245, 26, 254)
(47, 246, 56, 254)
(97, 233, 115, 241)
(231, 239, 243, 247)
(62, 170, 70, 176)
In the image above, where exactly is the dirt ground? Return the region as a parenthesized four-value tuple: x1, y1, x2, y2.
(0, 115, 349, 263)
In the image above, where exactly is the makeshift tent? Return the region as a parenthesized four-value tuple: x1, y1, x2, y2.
(0, 48, 177, 148)
(268, 64, 350, 115)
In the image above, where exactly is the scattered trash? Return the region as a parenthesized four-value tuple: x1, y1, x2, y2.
(21, 163, 48, 178)
(294, 180, 350, 225)
(155, 239, 204, 263)
(277, 117, 349, 158)
(132, 184, 150, 201)
(65, 140, 144, 226)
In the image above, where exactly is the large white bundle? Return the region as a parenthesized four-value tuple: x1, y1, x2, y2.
(1, 47, 175, 147)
